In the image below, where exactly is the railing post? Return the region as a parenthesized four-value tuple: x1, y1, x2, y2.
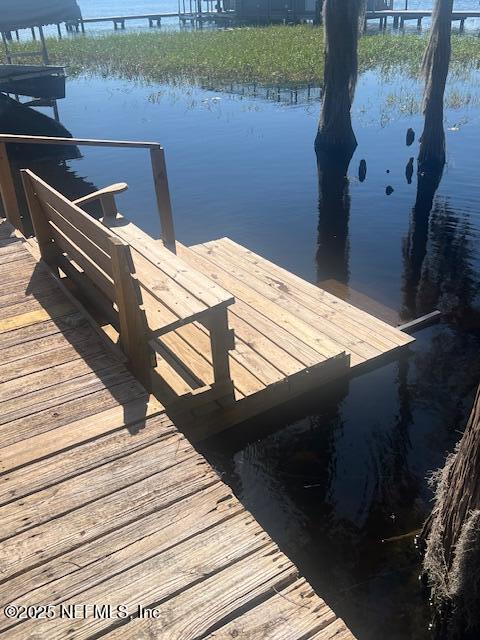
(0, 142, 24, 233)
(150, 146, 176, 253)
(1, 31, 12, 64)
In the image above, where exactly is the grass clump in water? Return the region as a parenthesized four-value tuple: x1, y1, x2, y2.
(10, 26, 480, 86)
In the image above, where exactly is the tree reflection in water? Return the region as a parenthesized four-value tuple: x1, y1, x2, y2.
(402, 168, 480, 324)
(316, 151, 352, 288)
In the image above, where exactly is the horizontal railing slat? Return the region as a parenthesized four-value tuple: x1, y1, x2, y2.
(0, 134, 162, 150)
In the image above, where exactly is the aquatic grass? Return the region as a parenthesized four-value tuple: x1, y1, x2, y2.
(10, 26, 480, 87)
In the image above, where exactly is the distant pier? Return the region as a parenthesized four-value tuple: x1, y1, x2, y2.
(366, 10, 480, 32)
(70, 7, 480, 33)
(70, 9, 236, 33)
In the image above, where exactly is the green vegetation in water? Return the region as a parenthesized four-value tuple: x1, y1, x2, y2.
(11, 26, 480, 86)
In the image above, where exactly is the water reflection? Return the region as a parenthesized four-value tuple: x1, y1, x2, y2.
(316, 154, 352, 287)
(402, 168, 444, 320)
(0, 94, 71, 152)
(402, 168, 480, 323)
(199, 80, 322, 105)
(10, 153, 101, 235)
(0, 98, 102, 230)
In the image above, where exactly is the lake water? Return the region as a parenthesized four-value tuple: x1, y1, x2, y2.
(7, 26, 480, 640)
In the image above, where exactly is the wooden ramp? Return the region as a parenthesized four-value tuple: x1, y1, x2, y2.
(0, 219, 356, 640)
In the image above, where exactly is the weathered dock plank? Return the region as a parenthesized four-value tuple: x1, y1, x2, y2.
(0, 219, 356, 639)
(204, 578, 341, 639)
(0, 396, 162, 473)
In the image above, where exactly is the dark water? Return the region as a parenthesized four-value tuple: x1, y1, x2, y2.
(11, 67, 480, 639)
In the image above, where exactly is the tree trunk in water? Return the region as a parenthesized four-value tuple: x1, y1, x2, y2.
(421, 383, 480, 639)
(418, 0, 453, 173)
(315, 0, 364, 162)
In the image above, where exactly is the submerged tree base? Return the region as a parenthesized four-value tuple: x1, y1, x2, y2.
(314, 133, 357, 169)
(418, 132, 446, 176)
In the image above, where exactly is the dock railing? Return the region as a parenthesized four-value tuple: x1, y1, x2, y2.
(0, 134, 176, 252)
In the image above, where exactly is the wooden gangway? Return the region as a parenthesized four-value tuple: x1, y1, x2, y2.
(0, 218, 356, 639)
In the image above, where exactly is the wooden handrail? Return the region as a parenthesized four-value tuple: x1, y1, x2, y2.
(0, 134, 176, 252)
(0, 134, 162, 150)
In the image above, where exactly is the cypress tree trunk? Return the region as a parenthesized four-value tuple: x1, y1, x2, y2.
(418, 0, 453, 173)
(315, 0, 364, 161)
(421, 383, 480, 639)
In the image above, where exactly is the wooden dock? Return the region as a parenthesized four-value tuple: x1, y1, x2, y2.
(173, 238, 414, 438)
(0, 131, 420, 638)
(0, 218, 355, 639)
(94, 213, 413, 440)
(366, 10, 480, 31)
(0, 134, 414, 443)
(77, 10, 235, 31)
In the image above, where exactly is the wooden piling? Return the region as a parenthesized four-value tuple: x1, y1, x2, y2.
(0, 143, 23, 233)
(38, 26, 49, 65)
(1, 32, 12, 64)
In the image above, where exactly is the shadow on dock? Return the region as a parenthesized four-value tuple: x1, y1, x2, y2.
(0, 229, 155, 454)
